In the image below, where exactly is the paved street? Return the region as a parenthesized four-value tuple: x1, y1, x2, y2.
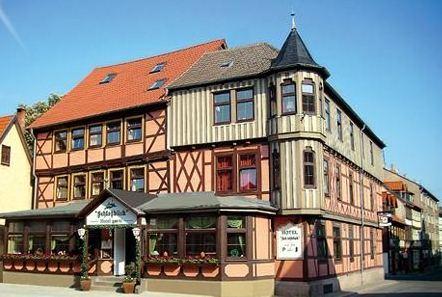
(0, 283, 208, 297)
(352, 269, 442, 297)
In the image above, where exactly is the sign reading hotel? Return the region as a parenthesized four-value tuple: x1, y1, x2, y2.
(276, 223, 303, 260)
(86, 197, 137, 226)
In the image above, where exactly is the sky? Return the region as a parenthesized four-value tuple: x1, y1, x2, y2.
(0, 0, 441, 200)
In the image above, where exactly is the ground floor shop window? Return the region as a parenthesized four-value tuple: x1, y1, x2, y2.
(51, 234, 70, 255)
(7, 235, 23, 254)
(148, 217, 179, 257)
(28, 234, 46, 254)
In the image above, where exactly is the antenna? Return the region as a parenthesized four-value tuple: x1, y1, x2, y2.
(291, 9, 296, 30)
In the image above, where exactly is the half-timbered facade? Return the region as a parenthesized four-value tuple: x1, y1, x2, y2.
(1, 24, 389, 297)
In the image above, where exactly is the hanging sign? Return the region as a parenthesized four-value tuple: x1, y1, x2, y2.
(276, 223, 303, 260)
(86, 197, 137, 226)
(378, 212, 392, 227)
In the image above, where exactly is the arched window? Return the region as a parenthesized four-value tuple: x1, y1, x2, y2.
(303, 147, 315, 188)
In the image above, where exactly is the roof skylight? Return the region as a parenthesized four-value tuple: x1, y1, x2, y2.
(220, 61, 233, 68)
(150, 62, 165, 73)
(99, 73, 117, 84)
(148, 78, 166, 90)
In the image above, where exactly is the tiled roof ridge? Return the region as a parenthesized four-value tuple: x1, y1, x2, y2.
(95, 39, 226, 70)
(201, 42, 277, 56)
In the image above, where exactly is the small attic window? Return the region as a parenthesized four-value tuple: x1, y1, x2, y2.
(149, 78, 166, 90)
(100, 73, 117, 84)
(220, 61, 233, 68)
(150, 62, 165, 73)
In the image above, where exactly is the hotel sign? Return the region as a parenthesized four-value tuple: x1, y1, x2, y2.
(86, 197, 137, 226)
(276, 223, 303, 260)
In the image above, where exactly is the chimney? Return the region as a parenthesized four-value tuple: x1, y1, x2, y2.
(16, 107, 26, 131)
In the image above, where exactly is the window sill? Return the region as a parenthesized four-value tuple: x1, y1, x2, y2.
(126, 139, 143, 144)
(225, 257, 248, 262)
(1, 162, 10, 166)
(105, 142, 121, 148)
(71, 148, 85, 152)
(88, 145, 103, 150)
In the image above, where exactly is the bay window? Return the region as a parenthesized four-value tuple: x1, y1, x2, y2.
(71, 128, 85, 150)
(323, 159, 330, 196)
(50, 221, 71, 255)
(236, 88, 254, 122)
(272, 149, 280, 190)
(269, 84, 277, 118)
(89, 125, 102, 147)
(130, 167, 145, 192)
(56, 176, 69, 201)
(7, 222, 24, 254)
(148, 217, 178, 257)
(107, 121, 121, 145)
(214, 91, 231, 124)
(127, 118, 142, 142)
(54, 130, 67, 153)
(337, 109, 343, 141)
(238, 153, 257, 192)
(185, 216, 217, 256)
(73, 174, 86, 199)
(226, 216, 246, 259)
(325, 99, 331, 131)
(281, 80, 296, 114)
(91, 172, 104, 196)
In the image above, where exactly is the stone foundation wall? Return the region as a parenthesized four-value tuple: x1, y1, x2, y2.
(2, 271, 78, 288)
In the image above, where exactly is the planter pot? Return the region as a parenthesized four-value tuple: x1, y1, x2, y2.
(80, 279, 91, 291)
(182, 264, 199, 277)
(163, 264, 180, 276)
(13, 259, 24, 270)
(36, 259, 47, 272)
(201, 264, 219, 278)
(146, 263, 162, 276)
(3, 259, 13, 270)
(25, 259, 36, 271)
(59, 260, 70, 273)
(48, 260, 58, 273)
(122, 281, 135, 294)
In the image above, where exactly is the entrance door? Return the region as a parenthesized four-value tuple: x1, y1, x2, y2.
(113, 228, 126, 276)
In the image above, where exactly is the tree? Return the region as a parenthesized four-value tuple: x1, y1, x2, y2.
(20, 93, 62, 153)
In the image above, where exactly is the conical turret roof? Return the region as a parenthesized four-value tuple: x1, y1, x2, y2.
(271, 28, 329, 78)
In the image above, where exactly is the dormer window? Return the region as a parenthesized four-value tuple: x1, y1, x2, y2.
(150, 62, 165, 73)
(99, 73, 117, 84)
(149, 78, 166, 90)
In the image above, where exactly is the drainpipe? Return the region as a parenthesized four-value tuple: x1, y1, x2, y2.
(359, 124, 366, 285)
(29, 128, 38, 210)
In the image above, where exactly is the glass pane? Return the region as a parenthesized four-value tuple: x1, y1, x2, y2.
(90, 134, 102, 146)
(8, 235, 23, 254)
(28, 234, 46, 254)
(237, 101, 253, 121)
(239, 154, 256, 167)
(282, 83, 295, 94)
(153, 218, 179, 229)
(90, 125, 102, 134)
(186, 217, 216, 229)
(51, 234, 70, 254)
(227, 216, 245, 229)
(214, 92, 230, 104)
(186, 232, 216, 256)
(282, 96, 296, 113)
(149, 233, 177, 256)
(239, 168, 257, 191)
(217, 156, 232, 168)
(227, 233, 246, 257)
(302, 84, 314, 94)
(128, 127, 142, 141)
(8, 222, 24, 233)
(72, 129, 84, 137)
(216, 170, 233, 192)
(51, 221, 70, 232)
(72, 138, 84, 149)
(215, 105, 230, 123)
(107, 131, 120, 144)
(30, 221, 46, 232)
(92, 183, 103, 196)
(131, 178, 144, 192)
(237, 89, 253, 101)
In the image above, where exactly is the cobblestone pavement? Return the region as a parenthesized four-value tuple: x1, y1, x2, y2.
(0, 283, 209, 297)
(352, 268, 442, 297)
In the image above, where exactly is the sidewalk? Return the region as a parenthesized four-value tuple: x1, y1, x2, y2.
(0, 283, 210, 297)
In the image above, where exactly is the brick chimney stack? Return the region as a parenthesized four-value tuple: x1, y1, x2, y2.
(16, 107, 26, 131)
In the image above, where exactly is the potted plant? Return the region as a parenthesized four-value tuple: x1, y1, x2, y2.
(79, 236, 91, 291)
(122, 262, 136, 294)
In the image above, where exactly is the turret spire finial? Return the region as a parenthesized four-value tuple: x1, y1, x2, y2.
(291, 9, 296, 30)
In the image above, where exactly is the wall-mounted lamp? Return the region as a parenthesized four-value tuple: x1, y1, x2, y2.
(77, 228, 86, 240)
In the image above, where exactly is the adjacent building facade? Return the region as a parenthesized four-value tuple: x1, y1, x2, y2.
(1, 26, 389, 297)
(383, 167, 439, 272)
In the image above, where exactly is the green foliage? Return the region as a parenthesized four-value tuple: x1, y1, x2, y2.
(19, 93, 62, 152)
(80, 229, 89, 280)
(124, 262, 137, 283)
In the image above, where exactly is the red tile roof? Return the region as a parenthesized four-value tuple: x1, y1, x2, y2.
(0, 115, 14, 139)
(30, 39, 226, 129)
